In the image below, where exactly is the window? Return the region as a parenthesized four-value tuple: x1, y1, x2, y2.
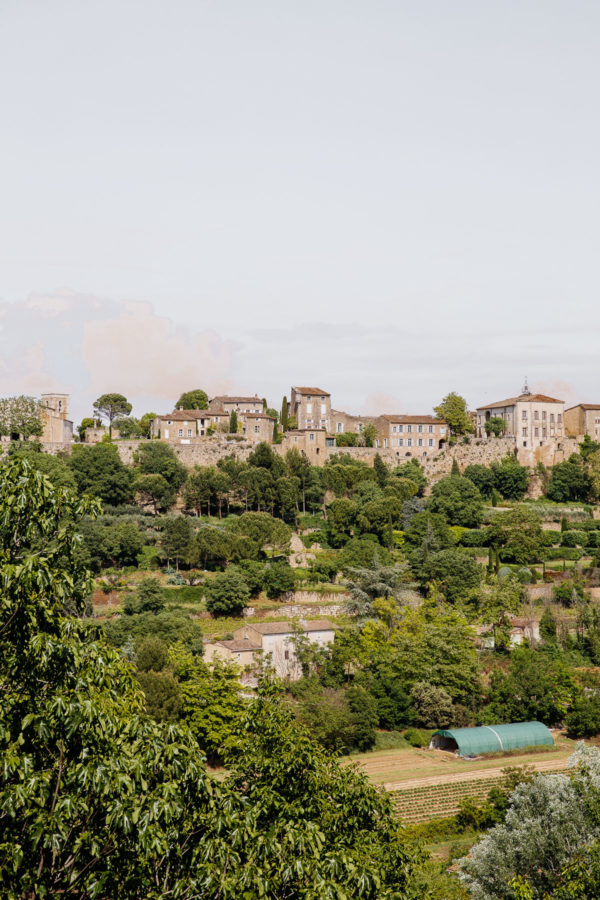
(178, 428, 183, 437)
(336, 422, 344, 433)
(542, 411, 547, 420)
(164, 429, 169, 439)
(534, 411, 539, 420)
(321, 403, 326, 415)
(407, 424, 412, 433)
(167, 420, 172, 425)
(418, 424, 423, 433)
(398, 438, 404, 447)
(187, 429, 192, 437)
(306, 403, 312, 414)
(522, 428, 527, 437)
(254, 425, 260, 433)
(428, 438, 434, 447)
(542, 427, 547, 438)
(383, 439, 388, 448)
(309, 433, 314, 441)
(417, 438, 423, 447)
(534, 427, 539, 437)
(522, 410, 527, 420)
(398, 424, 404, 433)
(440, 427, 446, 435)
(357, 423, 363, 432)
(392, 425, 397, 433)
(407, 438, 412, 447)
(284, 650, 289, 660)
(550, 413, 555, 423)
(428, 425, 433, 433)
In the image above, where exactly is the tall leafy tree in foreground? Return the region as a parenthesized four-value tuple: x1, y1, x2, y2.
(93, 392, 132, 437)
(0, 457, 421, 898)
(175, 388, 208, 409)
(0, 395, 43, 439)
(433, 391, 474, 436)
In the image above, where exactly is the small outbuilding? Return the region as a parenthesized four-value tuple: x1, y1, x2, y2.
(429, 721, 554, 757)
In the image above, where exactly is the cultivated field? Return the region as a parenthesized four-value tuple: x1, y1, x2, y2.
(345, 735, 578, 822)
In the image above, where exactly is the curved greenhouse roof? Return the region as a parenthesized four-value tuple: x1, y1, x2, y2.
(429, 722, 554, 757)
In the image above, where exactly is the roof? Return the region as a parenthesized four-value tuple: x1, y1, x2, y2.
(431, 722, 553, 757)
(213, 395, 262, 404)
(381, 415, 446, 425)
(566, 404, 600, 411)
(240, 412, 275, 419)
(292, 386, 330, 396)
(246, 619, 335, 635)
(157, 409, 210, 421)
(477, 393, 563, 410)
(216, 639, 262, 652)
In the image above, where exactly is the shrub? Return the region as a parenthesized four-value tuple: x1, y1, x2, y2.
(402, 727, 434, 748)
(204, 569, 250, 616)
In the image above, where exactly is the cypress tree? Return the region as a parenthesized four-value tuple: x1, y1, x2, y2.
(229, 410, 238, 433)
(451, 457, 461, 477)
(281, 396, 289, 432)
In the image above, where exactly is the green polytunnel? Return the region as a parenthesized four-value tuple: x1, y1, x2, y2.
(429, 721, 554, 757)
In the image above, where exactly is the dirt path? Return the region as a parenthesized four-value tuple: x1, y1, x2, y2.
(384, 757, 569, 791)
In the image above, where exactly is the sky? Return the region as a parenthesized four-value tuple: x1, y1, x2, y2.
(1, 0, 599, 423)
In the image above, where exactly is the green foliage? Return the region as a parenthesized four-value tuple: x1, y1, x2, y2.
(392, 458, 428, 496)
(6, 448, 77, 489)
(0, 394, 43, 438)
(204, 568, 250, 616)
(547, 455, 592, 503)
(136, 635, 169, 671)
(487, 506, 544, 564)
(402, 727, 434, 748)
(433, 392, 474, 436)
(262, 560, 296, 599)
(136, 577, 166, 613)
(418, 548, 482, 602)
(77, 416, 95, 440)
(133, 472, 173, 513)
(429, 475, 484, 527)
(336, 432, 358, 446)
(93, 392, 132, 436)
(485, 646, 578, 725)
(484, 416, 507, 437)
(80, 517, 144, 570)
(411, 681, 453, 728)
(554, 577, 585, 607)
(160, 515, 193, 565)
(105, 608, 204, 653)
(229, 409, 238, 433)
(136, 669, 182, 722)
(362, 423, 378, 447)
(463, 463, 495, 499)
(69, 442, 134, 505)
(112, 415, 142, 438)
(136, 440, 187, 490)
(175, 388, 208, 409)
(490, 456, 530, 500)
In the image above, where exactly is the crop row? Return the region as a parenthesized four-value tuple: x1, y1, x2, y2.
(389, 778, 505, 823)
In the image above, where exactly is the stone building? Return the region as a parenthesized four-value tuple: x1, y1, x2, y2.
(290, 387, 331, 431)
(40, 393, 73, 443)
(204, 619, 336, 682)
(279, 428, 335, 464)
(379, 414, 447, 457)
(564, 404, 600, 440)
(210, 395, 264, 414)
(150, 405, 274, 445)
(476, 386, 565, 450)
(329, 409, 387, 440)
(238, 411, 275, 443)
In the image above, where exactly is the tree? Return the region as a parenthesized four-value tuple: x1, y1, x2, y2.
(458, 747, 600, 898)
(344, 559, 415, 618)
(175, 388, 208, 410)
(547, 455, 592, 502)
(418, 548, 482, 603)
(433, 392, 474, 436)
(139, 412, 157, 438)
(69, 442, 134, 505)
(411, 681, 453, 728)
(112, 415, 142, 438)
(392, 459, 428, 496)
(280, 396, 289, 431)
(136, 441, 187, 491)
(93, 393, 132, 438)
(486, 646, 577, 725)
(484, 416, 507, 437)
(229, 409, 239, 433)
(362, 423, 378, 447)
(133, 473, 173, 514)
(77, 416, 95, 440)
(488, 507, 544, 564)
(160, 516, 193, 568)
(491, 455, 530, 500)
(204, 568, 250, 616)
(464, 463, 495, 499)
(373, 453, 389, 487)
(479, 574, 526, 649)
(285, 447, 312, 513)
(263, 561, 296, 599)
(429, 475, 484, 527)
(0, 395, 43, 439)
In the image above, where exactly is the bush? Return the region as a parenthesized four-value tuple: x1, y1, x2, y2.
(262, 561, 296, 600)
(402, 727, 434, 748)
(561, 531, 587, 547)
(545, 548, 581, 561)
(204, 568, 250, 616)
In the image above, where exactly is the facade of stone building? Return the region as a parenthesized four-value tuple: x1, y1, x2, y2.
(150, 406, 274, 445)
(210, 395, 264, 414)
(379, 414, 447, 457)
(564, 404, 600, 440)
(279, 428, 335, 464)
(238, 411, 275, 442)
(40, 393, 73, 443)
(329, 408, 387, 440)
(476, 390, 565, 450)
(204, 619, 335, 682)
(290, 387, 331, 431)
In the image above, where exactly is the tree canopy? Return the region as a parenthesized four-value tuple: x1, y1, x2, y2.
(175, 389, 209, 410)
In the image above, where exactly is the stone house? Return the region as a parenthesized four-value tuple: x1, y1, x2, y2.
(379, 415, 447, 457)
(204, 619, 336, 682)
(476, 387, 565, 450)
(329, 409, 388, 441)
(150, 409, 224, 443)
(279, 428, 335, 464)
(564, 404, 600, 440)
(290, 387, 331, 431)
(238, 411, 275, 443)
(40, 393, 73, 443)
(210, 395, 264, 415)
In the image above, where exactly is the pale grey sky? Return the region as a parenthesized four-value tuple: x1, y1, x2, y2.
(1, 1, 599, 422)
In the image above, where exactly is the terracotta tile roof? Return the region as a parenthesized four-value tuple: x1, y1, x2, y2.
(477, 393, 563, 410)
(215, 639, 262, 652)
(157, 409, 211, 421)
(381, 414, 446, 425)
(569, 404, 600, 411)
(292, 386, 330, 396)
(243, 619, 336, 635)
(213, 395, 262, 404)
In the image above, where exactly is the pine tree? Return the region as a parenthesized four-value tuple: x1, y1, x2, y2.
(451, 457, 461, 477)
